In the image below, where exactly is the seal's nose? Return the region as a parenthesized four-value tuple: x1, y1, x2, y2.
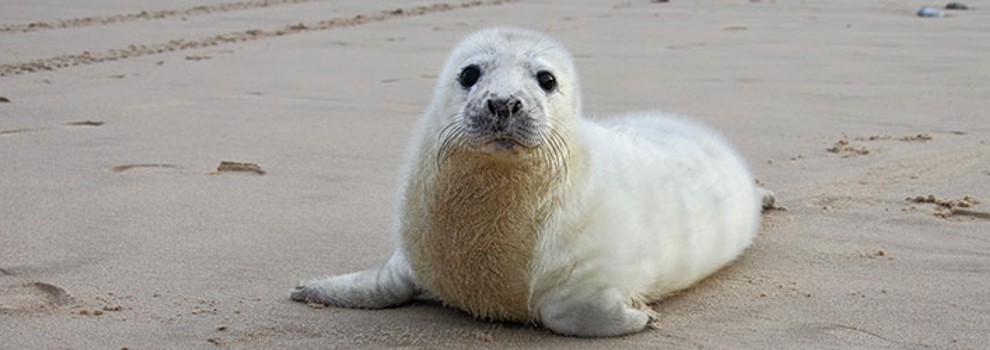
(486, 97, 523, 121)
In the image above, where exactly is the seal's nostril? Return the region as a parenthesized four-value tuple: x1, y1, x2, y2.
(487, 100, 497, 115)
(509, 99, 522, 114)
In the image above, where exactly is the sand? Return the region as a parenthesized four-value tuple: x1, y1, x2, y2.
(1, 0, 988, 348)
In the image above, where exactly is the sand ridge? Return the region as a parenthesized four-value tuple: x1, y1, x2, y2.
(0, 0, 517, 76)
(0, 0, 317, 34)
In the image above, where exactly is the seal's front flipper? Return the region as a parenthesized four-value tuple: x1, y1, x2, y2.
(539, 288, 654, 337)
(290, 251, 416, 309)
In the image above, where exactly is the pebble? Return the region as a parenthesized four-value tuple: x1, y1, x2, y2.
(945, 2, 969, 10)
(917, 7, 945, 17)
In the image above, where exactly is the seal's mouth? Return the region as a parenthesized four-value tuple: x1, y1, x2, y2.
(479, 137, 530, 155)
(493, 138, 517, 149)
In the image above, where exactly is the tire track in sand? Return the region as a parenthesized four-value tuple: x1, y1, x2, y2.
(0, 0, 517, 77)
(0, 0, 315, 34)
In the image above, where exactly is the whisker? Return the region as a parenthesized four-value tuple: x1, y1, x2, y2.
(548, 128, 570, 181)
(436, 118, 464, 171)
(540, 136, 557, 181)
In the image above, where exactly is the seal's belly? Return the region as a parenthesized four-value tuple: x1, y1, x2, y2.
(408, 222, 535, 321)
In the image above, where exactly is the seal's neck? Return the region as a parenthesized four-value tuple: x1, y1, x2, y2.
(438, 148, 557, 195)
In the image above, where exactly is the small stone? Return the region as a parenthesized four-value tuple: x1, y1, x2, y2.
(917, 7, 945, 17)
(945, 2, 968, 10)
(211, 160, 265, 175)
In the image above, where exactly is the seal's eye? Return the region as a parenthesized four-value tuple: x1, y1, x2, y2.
(459, 65, 481, 89)
(536, 71, 557, 92)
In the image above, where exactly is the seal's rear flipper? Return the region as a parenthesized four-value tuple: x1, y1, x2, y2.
(290, 251, 416, 309)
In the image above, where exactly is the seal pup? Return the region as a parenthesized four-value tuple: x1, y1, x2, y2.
(291, 27, 767, 337)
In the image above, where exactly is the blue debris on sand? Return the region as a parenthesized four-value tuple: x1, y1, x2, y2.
(917, 7, 945, 17)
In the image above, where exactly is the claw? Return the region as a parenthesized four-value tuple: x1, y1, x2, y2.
(644, 306, 661, 330)
(289, 282, 312, 302)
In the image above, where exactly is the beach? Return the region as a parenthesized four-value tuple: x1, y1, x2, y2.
(1, 1, 988, 348)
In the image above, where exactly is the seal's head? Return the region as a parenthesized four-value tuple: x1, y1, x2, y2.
(431, 27, 580, 163)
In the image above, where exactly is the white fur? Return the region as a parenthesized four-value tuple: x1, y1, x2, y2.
(530, 115, 761, 336)
(292, 27, 763, 337)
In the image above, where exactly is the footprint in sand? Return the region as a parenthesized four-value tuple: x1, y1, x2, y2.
(110, 161, 265, 175)
(208, 161, 265, 175)
(64, 120, 104, 127)
(827, 135, 870, 157)
(0, 128, 33, 136)
(109, 164, 178, 173)
(827, 133, 937, 157)
(2, 120, 103, 136)
(905, 195, 989, 220)
(0, 282, 75, 313)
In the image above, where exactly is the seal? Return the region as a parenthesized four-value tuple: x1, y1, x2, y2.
(291, 27, 768, 337)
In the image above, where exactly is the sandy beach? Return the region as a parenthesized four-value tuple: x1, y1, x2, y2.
(2, 0, 988, 348)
